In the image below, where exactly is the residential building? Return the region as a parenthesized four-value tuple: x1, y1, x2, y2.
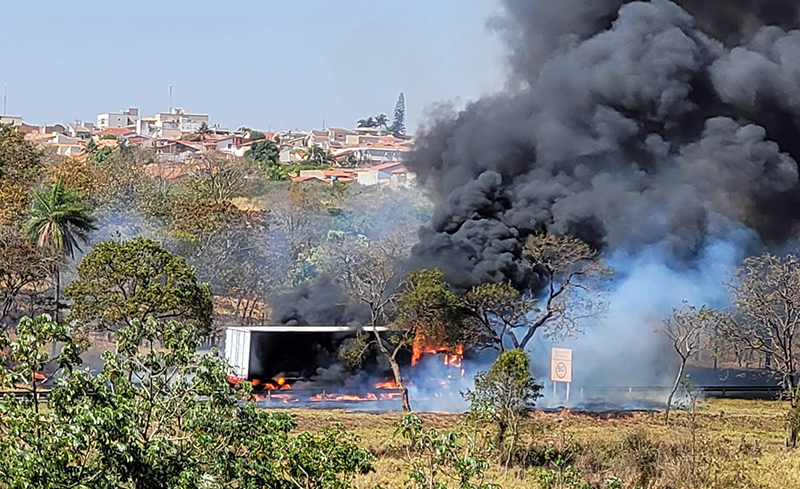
(136, 117, 158, 137)
(305, 130, 331, 151)
(0, 116, 23, 127)
(123, 133, 155, 148)
(153, 108, 209, 135)
(96, 127, 135, 139)
(354, 162, 415, 188)
(294, 169, 356, 183)
(154, 139, 202, 162)
(96, 108, 139, 130)
(67, 122, 93, 138)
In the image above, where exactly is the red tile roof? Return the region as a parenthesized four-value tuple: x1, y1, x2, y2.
(97, 127, 134, 137)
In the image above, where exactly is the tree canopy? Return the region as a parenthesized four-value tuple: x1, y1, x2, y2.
(0, 315, 375, 488)
(0, 124, 42, 224)
(66, 237, 213, 334)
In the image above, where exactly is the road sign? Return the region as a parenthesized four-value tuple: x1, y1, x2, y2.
(550, 348, 573, 383)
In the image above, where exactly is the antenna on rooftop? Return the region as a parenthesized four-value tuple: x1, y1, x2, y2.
(3, 78, 7, 117)
(169, 85, 173, 113)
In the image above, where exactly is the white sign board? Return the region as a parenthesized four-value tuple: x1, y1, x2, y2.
(550, 348, 573, 383)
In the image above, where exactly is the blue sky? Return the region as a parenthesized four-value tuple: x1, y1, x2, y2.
(1, 0, 505, 131)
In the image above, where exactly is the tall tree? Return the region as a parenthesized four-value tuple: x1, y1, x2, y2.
(194, 122, 212, 141)
(66, 237, 213, 335)
(660, 303, 714, 423)
(0, 226, 54, 327)
(247, 139, 280, 170)
(374, 114, 390, 135)
(462, 282, 533, 352)
(464, 235, 610, 351)
(389, 269, 465, 411)
(23, 180, 96, 322)
(391, 92, 407, 137)
(0, 124, 43, 224)
(717, 253, 800, 446)
(357, 116, 377, 128)
(514, 234, 611, 349)
(304, 146, 336, 167)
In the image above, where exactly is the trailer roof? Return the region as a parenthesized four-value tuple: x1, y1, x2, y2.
(226, 325, 390, 333)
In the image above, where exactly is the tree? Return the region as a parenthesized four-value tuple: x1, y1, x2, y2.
(717, 253, 800, 446)
(304, 146, 336, 167)
(24, 180, 96, 322)
(247, 139, 280, 171)
(357, 116, 377, 128)
(191, 152, 255, 205)
(90, 145, 162, 214)
(374, 113, 390, 134)
(660, 303, 713, 423)
(391, 92, 407, 137)
(45, 154, 99, 198)
(65, 237, 213, 335)
(463, 349, 542, 470)
(463, 282, 534, 352)
(389, 269, 466, 411)
(194, 122, 212, 141)
(0, 315, 82, 414)
(0, 226, 54, 327)
(250, 130, 266, 141)
(0, 316, 376, 488)
(83, 137, 98, 155)
(512, 234, 611, 349)
(0, 123, 42, 224)
(315, 232, 411, 409)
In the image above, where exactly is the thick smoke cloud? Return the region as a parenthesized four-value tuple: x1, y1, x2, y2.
(408, 0, 800, 289)
(270, 275, 368, 326)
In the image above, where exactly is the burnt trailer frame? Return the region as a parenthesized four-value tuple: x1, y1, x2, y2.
(224, 325, 389, 384)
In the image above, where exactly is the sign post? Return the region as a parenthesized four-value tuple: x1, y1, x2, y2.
(550, 348, 573, 403)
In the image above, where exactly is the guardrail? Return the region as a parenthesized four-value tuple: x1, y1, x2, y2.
(0, 385, 786, 403)
(572, 385, 784, 400)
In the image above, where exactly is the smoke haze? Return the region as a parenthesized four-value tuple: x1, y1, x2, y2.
(408, 0, 800, 290)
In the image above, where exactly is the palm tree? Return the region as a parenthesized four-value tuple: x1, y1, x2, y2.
(374, 114, 390, 134)
(304, 146, 336, 167)
(194, 122, 212, 141)
(83, 137, 98, 155)
(24, 180, 96, 322)
(357, 116, 377, 128)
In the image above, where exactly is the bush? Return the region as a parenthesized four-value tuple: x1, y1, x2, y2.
(464, 349, 542, 460)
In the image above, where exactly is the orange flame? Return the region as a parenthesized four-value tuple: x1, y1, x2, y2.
(411, 334, 464, 368)
(261, 378, 292, 391)
(374, 380, 398, 390)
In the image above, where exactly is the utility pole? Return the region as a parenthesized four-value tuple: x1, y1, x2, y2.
(3, 78, 7, 117)
(169, 84, 173, 113)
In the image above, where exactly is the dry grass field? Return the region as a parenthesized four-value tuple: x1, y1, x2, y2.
(288, 399, 800, 489)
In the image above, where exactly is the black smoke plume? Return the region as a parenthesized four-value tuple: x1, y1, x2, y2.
(270, 274, 368, 326)
(408, 0, 800, 289)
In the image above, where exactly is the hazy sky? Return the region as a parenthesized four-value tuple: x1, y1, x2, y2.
(1, 0, 506, 131)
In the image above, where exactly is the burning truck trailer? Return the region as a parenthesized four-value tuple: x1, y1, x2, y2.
(224, 325, 406, 408)
(223, 325, 471, 410)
